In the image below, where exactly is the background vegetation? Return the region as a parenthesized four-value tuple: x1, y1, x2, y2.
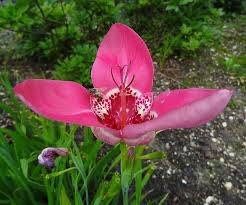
(0, 0, 245, 85)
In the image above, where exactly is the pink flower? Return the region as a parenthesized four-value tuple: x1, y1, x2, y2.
(14, 23, 233, 146)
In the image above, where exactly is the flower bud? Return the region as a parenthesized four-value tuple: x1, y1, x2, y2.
(38, 147, 68, 169)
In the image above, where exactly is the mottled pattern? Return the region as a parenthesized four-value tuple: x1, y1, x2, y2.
(91, 87, 155, 130)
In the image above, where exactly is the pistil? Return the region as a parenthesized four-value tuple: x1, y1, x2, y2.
(120, 87, 127, 129)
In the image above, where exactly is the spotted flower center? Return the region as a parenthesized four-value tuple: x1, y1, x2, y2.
(91, 86, 156, 130)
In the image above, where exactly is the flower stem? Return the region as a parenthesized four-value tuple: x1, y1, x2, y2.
(120, 143, 133, 205)
(122, 187, 129, 205)
(134, 146, 144, 205)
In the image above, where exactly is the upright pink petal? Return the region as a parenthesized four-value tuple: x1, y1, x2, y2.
(14, 79, 102, 127)
(123, 89, 233, 138)
(91, 23, 154, 93)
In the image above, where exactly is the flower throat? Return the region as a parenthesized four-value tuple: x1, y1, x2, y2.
(91, 63, 156, 130)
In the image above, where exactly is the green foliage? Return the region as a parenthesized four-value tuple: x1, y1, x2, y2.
(0, 0, 119, 61)
(123, 0, 224, 62)
(0, 72, 119, 204)
(223, 55, 246, 77)
(54, 44, 97, 86)
(0, 0, 243, 83)
(0, 0, 120, 84)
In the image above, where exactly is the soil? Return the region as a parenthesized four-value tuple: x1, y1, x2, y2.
(146, 17, 246, 205)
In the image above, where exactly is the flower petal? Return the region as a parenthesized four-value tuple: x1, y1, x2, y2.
(38, 147, 68, 169)
(91, 23, 154, 93)
(91, 127, 155, 146)
(152, 88, 229, 115)
(123, 89, 233, 138)
(124, 131, 156, 146)
(91, 127, 121, 145)
(14, 79, 102, 127)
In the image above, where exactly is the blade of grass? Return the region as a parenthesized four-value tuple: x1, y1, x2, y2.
(70, 143, 89, 205)
(158, 193, 169, 205)
(45, 167, 76, 179)
(72, 175, 84, 205)
(88, 143, 120, 183)
(60, 185, 72, 205)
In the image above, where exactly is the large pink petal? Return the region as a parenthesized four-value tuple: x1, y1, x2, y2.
(152, 88, 229, 115)
(91, 23, 154, 93)
(123, 89, 233, 138)
(14, 79, 102, 127)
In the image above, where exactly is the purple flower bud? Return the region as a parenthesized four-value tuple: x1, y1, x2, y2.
(38, 147, 68, 169)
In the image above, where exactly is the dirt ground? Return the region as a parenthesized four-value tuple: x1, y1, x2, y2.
(146, 17, 246, 205)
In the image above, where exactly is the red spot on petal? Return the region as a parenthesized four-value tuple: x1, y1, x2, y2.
(91, 88, 156, 130)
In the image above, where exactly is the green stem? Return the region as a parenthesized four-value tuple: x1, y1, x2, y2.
(120, 143, 132, 205)
(122, 187, 129, 205)
(134, 146, 144, 205)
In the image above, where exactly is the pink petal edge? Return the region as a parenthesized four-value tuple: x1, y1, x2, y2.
(123, 89, 233, 138)
(91, 127, 121, 145)
(14, 79, 103, 127)
(92, 127, 156, 146)
(91, 23, 154, 93)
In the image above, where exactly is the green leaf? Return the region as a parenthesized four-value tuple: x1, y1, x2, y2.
(60, 185, 71, 205)
(180, 0, 194, 5)
(132, 146, 144, 204)
(0, 102, 15, 117)
(158, 193, 169, 205)
(20, 124, 26, 136)
(94, 197, 102, 205)
(166, 5, 179, 12)
(137, 151, 166, 160)
(70, 144, 89, 205)
(181, 24, 192, 35)
(45, 167, 76, 179)
(90, 143, 120, 182)
(20, 158, 28, 178)
(103, 173, 121, 204)
(72, 175, 84, 205)
(141, 164, 156, 188)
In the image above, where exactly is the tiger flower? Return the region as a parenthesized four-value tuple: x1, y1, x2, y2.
(38, 147, 68, 169)
(14, 23, 233, 146)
